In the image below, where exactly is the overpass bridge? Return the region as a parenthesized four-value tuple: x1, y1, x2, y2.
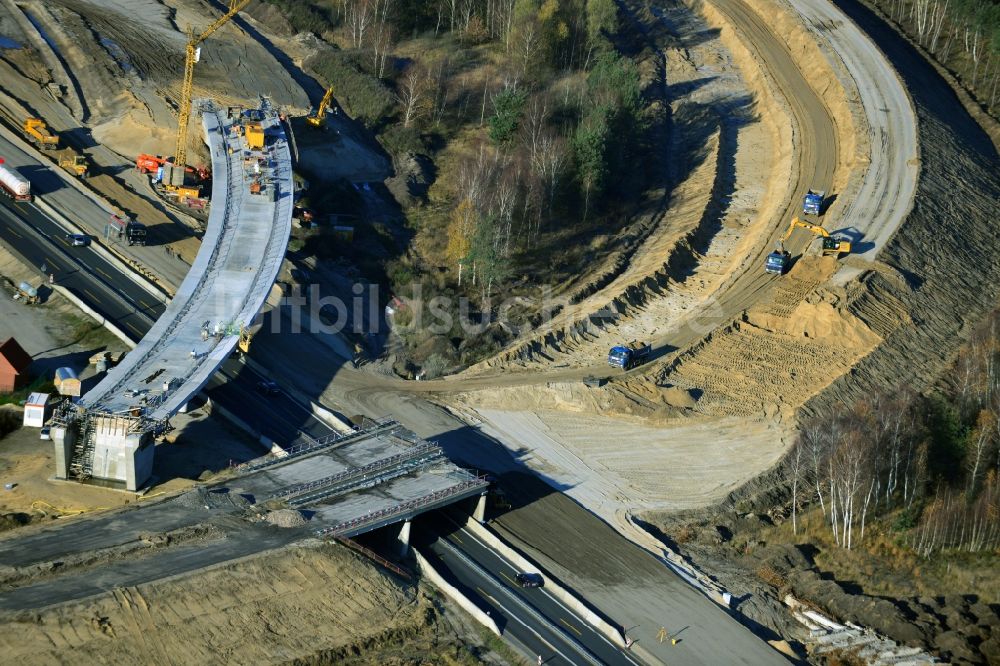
(51, 98, 293, 490)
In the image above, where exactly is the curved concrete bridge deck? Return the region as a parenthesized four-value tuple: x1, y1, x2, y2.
(53, 99, 293, 490)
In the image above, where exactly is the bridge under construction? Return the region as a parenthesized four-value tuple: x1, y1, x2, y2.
(51, 99, 292, 490)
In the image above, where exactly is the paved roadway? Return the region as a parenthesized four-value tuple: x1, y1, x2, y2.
(0, 197, 619, 664)
(0, 195, 329, 449)
(418, 520, 643, 666)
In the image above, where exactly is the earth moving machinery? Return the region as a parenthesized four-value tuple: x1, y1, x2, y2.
(135, 153, 169, 174)
(58, 149, 89, 177)
(0, 158, 30, 201)
(136, 154, 208, 200)
(23, 118, 58, 150)
(608, 341, 651, 370)
(803, 189, 825, 216)
(765, 248, 792, 275)
(766, 217, 851, 274)
(307, 86, 335, 128)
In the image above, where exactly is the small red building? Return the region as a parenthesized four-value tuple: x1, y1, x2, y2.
(0, 337, 32, 393)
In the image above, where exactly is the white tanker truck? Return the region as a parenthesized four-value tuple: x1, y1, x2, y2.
(0, 158, 31, 201)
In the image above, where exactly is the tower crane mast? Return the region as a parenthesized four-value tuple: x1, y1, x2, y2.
(175, 0, 250, 168)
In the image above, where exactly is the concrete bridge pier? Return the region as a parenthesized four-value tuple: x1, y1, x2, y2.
(52, 425, 75, 480)
(473, 492, 487, 523)
(396, 519, 412, 557)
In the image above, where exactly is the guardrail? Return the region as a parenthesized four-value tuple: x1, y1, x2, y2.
(273, 442, 442, 501)
(234, 418, 400, 474)
(314, 477, 490, 538)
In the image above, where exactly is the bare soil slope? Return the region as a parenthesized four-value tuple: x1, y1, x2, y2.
(0, 542, 484, 665)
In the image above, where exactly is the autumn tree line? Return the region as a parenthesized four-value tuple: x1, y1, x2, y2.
(264, 0, 651, 308)
(870, 0, 1000, 115)
(787, 312, 1000, 555)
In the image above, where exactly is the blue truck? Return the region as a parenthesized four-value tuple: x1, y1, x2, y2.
(765, 248, 791, 275)
(608, 341, 651, 370)
(803, 189, 825, 216)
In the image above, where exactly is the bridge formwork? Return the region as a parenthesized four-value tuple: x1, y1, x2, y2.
(52, 99, 293, 490)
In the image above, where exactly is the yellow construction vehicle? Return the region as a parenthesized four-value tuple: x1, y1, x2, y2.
(306, 86, 335, 128)
(765, 217, 851, 274)
(173, 0, 250, 169)
(23, 118, 59, 150)
(57, 149, 89, 178)
(781, 217, 851, 256)
(238, 324, 252, 354)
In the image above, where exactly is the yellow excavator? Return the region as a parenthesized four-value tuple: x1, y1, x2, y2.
(307, 86, 335, 128)
(765, 217, 851, 274)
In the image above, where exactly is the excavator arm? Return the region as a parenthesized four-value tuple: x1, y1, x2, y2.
(307, 86, 335, 127)
(781, 217, 831, 242)
(779, 217, 850, 257)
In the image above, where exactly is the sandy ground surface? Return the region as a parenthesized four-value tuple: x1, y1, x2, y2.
(0, 540, 497, 666)
(473, 409, 789, 512)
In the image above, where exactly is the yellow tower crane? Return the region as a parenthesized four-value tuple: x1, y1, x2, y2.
(174, 0, 251, 169)
(307, 86, 335, 128)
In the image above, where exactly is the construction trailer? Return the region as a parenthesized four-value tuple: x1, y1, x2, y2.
(54, 367, 81, 398)
(23, 392, 53, 428)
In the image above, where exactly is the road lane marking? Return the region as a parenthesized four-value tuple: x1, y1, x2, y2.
(7, 228, 20, 238)
(139, 299, 154, 310)
(450, 533, 464, 545)
(560, 618, 583, 637)
(125, 322, 142, 335)
(83, 288, 99, 302)
(500, 571, 516, 586)
(96, 268, 113, 280)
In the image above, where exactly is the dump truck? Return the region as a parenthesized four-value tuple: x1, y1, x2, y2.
(23, 118, 59, 150)
(766, 217, 850, 275)
(765, 248, 791, 275)
(108, 214, 147, 246)
(58, 149, 89, 178)
(0, 159, 30, 201)
(803, 189, 825, 216)
(608, 341, 651, 370)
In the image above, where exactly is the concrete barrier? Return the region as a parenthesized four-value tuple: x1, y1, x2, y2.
(52, 285, 136, 349)
(413, 547, 501, 637)
(33, 197, 170, 302)
(243, 356, 355, 434)
(463, 518, 628, 648)
(203, 399, 284, 456)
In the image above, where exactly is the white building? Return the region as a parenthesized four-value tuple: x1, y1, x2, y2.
(23, 392, 51, 428)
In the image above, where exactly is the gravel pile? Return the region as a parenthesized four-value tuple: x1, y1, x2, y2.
(263, 509, 309, 528)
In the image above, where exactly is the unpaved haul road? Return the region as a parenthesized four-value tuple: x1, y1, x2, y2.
(787, 0, 919, 261)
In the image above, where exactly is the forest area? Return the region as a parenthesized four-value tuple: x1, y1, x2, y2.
(787, 309, 1000, 558)
(868, 0, 1000, 117)
(256, 0, 660, 375)
(647, 313, 1000, 662)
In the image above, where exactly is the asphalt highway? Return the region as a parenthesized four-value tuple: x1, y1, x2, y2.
(418, 522, 643, 666)
(2, 195, 620, 664)
(0, 195, 330, 449)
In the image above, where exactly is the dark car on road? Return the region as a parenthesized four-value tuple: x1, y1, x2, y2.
(515, 572, 544, 588)
(256, 380, 280, 396)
